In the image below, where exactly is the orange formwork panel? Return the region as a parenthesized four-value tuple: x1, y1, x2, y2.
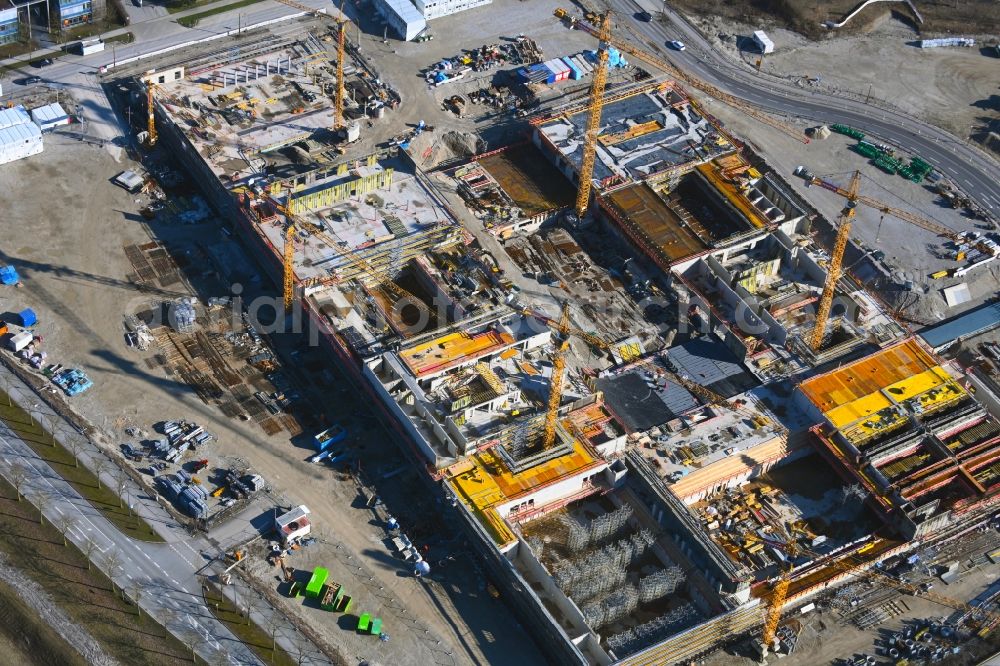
(799, 339, 941, 414)
(400, 330, 515, 377)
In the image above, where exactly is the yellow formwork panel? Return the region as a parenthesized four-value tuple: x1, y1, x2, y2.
(882, 368, 950, 403)
(288, 169, 394, 214)
(826, 392, 893, 429)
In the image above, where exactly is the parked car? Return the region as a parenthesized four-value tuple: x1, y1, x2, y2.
(636, 11, 652, 21)
(667, 40, 687, 51)
(32, 58, 53, 68)
(21, 76, 42, 85)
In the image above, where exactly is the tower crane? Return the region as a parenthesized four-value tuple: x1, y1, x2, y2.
(146, 83, 158, 147)
(249, 189, 425, 315)
(810, 170, 860, 351)
(574, 12, 612, 219)
(267, 0, 349, 133)
(801, 169, 998, 260)
(525, 303, 780, 451)
(558, 10, 808, 145)
(805, 169, 998, 350)
(542, 303, 573, 449)
(744, 531, 1000, 651)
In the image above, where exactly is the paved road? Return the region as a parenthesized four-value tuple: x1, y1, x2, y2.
(0, 363, 328, 665)
(615, 0, 1000, 216)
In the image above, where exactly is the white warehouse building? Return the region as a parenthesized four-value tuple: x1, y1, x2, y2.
(414, 0, 490, 20)
(374, 0, 490, 40)
(0, 106, 43, 166)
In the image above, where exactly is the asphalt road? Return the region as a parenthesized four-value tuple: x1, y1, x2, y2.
(615, 0, 1000, 215)
(0, 363, 327, 665)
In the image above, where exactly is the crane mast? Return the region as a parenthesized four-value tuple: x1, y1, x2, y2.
(542, 304, 572, 450)
(574, 12, 611, 219)
(283, 224, 296, 312)
(147, 83, 157, 147)
(335, 14, 346, 131)
(810, 170, 861, 351)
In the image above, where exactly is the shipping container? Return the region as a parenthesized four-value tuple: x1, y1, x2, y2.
(561, 57, 582, 80)
(7, 331, 32, 352)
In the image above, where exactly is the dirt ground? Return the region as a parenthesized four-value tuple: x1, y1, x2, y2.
(0, 127, 543, 665)
(669, 0, 1000, 38)
(685, 11, 1000, 142)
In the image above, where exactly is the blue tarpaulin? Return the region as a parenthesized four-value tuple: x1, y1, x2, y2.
(18, 308, 37, 327)
(0, 266, 18, 285)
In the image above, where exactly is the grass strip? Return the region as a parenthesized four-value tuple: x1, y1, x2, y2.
(0, 390, 163, 542)
(0, 475, 195, 664)
(176, 0, 267, 27)
(203, 582, 297, 666)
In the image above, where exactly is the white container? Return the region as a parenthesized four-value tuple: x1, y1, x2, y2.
(8, 331, 32, 353)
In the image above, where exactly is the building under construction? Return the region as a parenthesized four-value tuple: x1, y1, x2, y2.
(800, 338, 1000, 540)
(136, 22, 1000, 666)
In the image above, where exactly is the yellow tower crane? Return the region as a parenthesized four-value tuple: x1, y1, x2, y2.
(335, 7, 346, 131)
(557, 10, 807, 145)
(809, 170, 861, 351)
(747, 531, 1000, 652)
(282, 223, 296, 312)
(805, 171, 997, 260)
(542, 303, 573, 449)
(268, 0, 349, 133)
(574, 12, 612, 219)
(146, 83, 158, 147)
(256, 190, 425, 315)
(528, 303, 780, 450)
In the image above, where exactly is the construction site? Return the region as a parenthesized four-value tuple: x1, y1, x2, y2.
(138, 6, 1000, 665)
(1, 0, 999, 663)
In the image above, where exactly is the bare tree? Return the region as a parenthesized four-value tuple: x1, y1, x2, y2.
(81, 537, 99, 570)
(104, 549, 123, 597)
(8, 462, 27, 501)
(244, 594, 258, 627)
(66, 437, 83, 468)
(160, 607, 176, 639)
(92, 457, 107, 490)
(183, 626, 200, 662)
(56, 514, 77, 547)
(32, 490, 50, 525)
(266, 613, 282, 654)
(293, 642, 309, 666)
(130, 581, 143, 619)
(115, 468, 129, 509)
(41, 413, 57, 447)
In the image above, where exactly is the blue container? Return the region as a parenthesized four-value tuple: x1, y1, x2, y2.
(18, 308, 37, 327)
(0, 266, 18, 285)
(561, 57, 582, 80)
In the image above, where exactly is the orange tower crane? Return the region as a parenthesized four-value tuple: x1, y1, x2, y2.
(268, 0, 349, 133)
(806, 172, 997, 260)
(810, 170, 861, 351)
(335, 3, 346, 131)
(558, 10, 807, 145)
(574, 12, 612, 219)
(147, 83, 157, 147)
(542, 303, 573, 449)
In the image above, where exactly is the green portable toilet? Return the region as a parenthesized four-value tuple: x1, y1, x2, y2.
(337, 595, 353, 613)
(370, 617, 382, 635)
(305, 567, 329, 598)
(357, 613, 371, 632)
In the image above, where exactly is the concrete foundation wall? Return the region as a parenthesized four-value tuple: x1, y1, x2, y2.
(447, 484, 591, 666)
